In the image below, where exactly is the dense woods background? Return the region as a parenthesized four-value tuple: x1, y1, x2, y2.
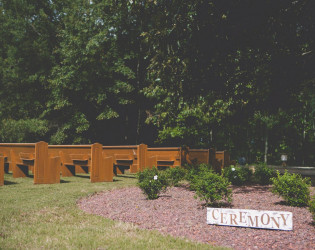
(0, 0, 314, 165)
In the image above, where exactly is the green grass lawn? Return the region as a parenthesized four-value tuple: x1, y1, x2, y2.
(0, 173, 222, 249)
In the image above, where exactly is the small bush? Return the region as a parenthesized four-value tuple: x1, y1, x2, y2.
(222, 165, 252, 185)
(271, 171, 311, 207)
(309, 196, 315, 223)
(137, 168, 168, 200)
(165, 166, 186, 187)
(253, 164, 277, 185)
(191, 168, 232, 205)
(185, 163, 213, 183)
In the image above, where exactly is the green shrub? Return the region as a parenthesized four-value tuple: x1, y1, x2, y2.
(309, 196, 315, 223)
(191, 168, 232, 205)
(185, 163, 213, 183)
(271, 171, 311, 207)
(253, 164, 277, 185)
(137, 168, 168, 200)
(222, 165, 252, 185)
(165, 166, 187, 187)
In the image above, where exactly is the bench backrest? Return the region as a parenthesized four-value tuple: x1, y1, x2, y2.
(102, 144, 147, 173)
(187, 149, 210, 165)
(48, 143, 113, 182)
(146, 147, 181, 168)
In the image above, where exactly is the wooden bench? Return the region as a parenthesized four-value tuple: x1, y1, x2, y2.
(0, 142, 61, 184)
(0, 151, 10, 173)
(215, 150, 231, 171)
(49, 143, 113, 182)
(102, 144, 147, 174)
(146, 147, 181, 169)
(185, 148, 210, 165)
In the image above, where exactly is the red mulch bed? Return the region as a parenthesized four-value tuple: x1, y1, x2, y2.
(78, 185, 315, 249)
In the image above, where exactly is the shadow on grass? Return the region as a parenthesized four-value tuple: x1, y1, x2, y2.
(115, 174, 137, 179)
(75, 175, 90, 179)
(60, 179, 71, 184)
(4, 180, 17, 185)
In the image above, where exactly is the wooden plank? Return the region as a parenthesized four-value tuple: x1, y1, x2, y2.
(90, 143, 113, 182)
(34, 141, 48, 184)
(103, 146, 139, 174)
(146, 147, 181, 168)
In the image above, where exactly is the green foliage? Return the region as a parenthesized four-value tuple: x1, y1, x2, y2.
(222, 165, 252, 186)
(165, 166, 187, 187)
(253, 164, 277, 185)
(0, 119, 48, 143)
(0, 0, 314, 166)
(190, 168, 232, 205)
(271, 171, 311, 207)
(46, 0, 138, 144)
(185, 163, 214, 184)
(309, 196, 315, 224)
(137, 168, 168, 200)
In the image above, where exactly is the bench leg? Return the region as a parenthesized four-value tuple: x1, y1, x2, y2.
(130, 164, 138, 173)
(75, 165, 89, 174)
(13, 164, 29, 178)
(115, 165, 124, 175)
(61, 165, 75, 177)
(47, 156, 61, 184)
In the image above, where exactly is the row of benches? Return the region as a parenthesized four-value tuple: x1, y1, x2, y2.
(0, 142, 231, 185)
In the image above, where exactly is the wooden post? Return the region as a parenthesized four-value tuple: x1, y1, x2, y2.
(209, 148, 216, 167)
(137, 144, 147, 172)
(0, 156, 4, 186)
(48, 156, 61, 184)
(90, 143, 102, 182)
(224, 151, 231, 168)
(34, 141, 48, 184)
(179, 147, 182, 167)
(103, 156, 113, 182)
(90, 143, 113, 182)
(148, 156, 157, 169)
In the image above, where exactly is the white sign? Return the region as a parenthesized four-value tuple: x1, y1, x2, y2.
(207, 208, 293, 231)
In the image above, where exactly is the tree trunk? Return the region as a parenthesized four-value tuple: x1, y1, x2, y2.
(264, 128, 268, 164)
